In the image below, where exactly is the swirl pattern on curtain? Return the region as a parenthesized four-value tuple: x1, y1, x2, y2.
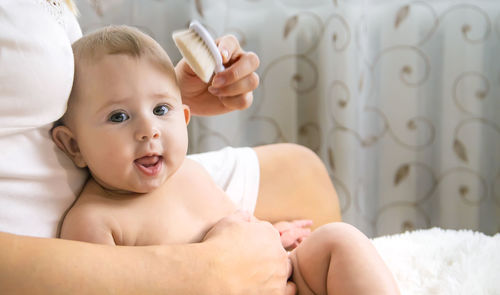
(76, 0, 500, 237)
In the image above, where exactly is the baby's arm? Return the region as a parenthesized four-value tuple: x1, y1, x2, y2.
(59, 182, 117, 245)
(60, 206, 116, 245)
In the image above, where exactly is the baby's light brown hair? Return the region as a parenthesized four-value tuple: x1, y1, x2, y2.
(71, 25, 175, 76)
(56, 25, 177, 127)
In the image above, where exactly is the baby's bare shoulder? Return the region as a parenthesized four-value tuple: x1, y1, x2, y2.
(176, 158, 219, 184)
(182, 157, 211, 173)
(60, 179, 120, 245)
(174, 158, 234, 206)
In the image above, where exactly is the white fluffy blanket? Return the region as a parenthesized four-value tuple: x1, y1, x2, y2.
(372, 228, 500, 295)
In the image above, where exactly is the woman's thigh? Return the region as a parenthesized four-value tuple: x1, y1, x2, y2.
(253, 143, 341, 227)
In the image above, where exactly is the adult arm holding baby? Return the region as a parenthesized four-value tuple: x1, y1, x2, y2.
(0, 212, 289, 294)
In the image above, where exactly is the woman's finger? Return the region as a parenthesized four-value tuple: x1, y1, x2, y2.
(218, 92, 254, 111)
(215, 34, 243, 64)
(209, 72, 259, 97)
(211, 52, 260, 88)
(285, 281, 297, 295)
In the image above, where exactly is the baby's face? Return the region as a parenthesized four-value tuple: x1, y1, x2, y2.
(69, 54, 190, 193)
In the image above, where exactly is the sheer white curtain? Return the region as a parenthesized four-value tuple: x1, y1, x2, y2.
(76, 0, 500, 237)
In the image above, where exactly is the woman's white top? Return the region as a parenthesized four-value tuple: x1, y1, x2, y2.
(0, 0, 87, 238)
(0, 0, 259, 238)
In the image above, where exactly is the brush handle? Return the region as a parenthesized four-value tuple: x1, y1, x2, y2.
(189, 20, 225, 73)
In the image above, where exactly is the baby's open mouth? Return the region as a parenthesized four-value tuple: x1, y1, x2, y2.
(134, 155, 163, 176)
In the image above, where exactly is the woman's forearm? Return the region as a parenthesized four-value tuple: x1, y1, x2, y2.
(0, 211, 289, 295)
(0, 231, 210, 294)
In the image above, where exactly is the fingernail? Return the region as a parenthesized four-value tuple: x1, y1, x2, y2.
(220, 48, 229, 62)
(208, 86, 219, 95)
(212, 76, 225, 87)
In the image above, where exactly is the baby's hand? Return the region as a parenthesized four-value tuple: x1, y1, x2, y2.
(273, 220, 313, 251)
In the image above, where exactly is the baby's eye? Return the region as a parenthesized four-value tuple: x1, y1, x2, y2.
(109, 112, 129, 123)
(153, 105, 169, 116)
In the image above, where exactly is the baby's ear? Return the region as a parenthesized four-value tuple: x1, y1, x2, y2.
(51, 125, 87, 168)
(183, 104, 191, 125)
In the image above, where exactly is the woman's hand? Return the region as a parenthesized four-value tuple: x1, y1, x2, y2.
(202, 211, 290, 295)
(175, 35, 260, 116)
(274, 220, 313, 251)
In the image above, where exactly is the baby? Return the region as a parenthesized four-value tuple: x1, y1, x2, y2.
(52, 25, 400, 294)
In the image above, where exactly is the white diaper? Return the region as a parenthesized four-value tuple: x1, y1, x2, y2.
(188, 147, 260, 214)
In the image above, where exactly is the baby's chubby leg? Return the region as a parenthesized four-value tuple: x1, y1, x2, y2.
(289, 222, 400, 295)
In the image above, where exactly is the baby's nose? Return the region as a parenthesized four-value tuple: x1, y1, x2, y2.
(135, 125, 160, 141)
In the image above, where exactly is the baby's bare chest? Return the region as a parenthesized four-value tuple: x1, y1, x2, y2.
(133, 189, 235, 245)
(112, 164, 237, 246)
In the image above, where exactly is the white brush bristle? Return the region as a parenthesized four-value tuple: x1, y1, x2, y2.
(172, 29, 216, 83)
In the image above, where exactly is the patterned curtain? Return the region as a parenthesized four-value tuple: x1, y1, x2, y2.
(76, 0, 500, 237)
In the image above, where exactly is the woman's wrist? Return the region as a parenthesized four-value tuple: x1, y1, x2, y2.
(142, 242, 216, 294)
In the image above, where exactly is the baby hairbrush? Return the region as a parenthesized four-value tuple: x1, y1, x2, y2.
(172, 20, 224, 83)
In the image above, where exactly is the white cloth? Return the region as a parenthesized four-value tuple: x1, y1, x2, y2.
(0, 0, 86, 238)
(188, 147, 260, 214)
(0, 0, 260, 238)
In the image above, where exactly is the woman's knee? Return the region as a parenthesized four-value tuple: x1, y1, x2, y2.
(254, 143, 321, 169)
(253, 143, 341, 225)
(272, 143, 326, 174)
